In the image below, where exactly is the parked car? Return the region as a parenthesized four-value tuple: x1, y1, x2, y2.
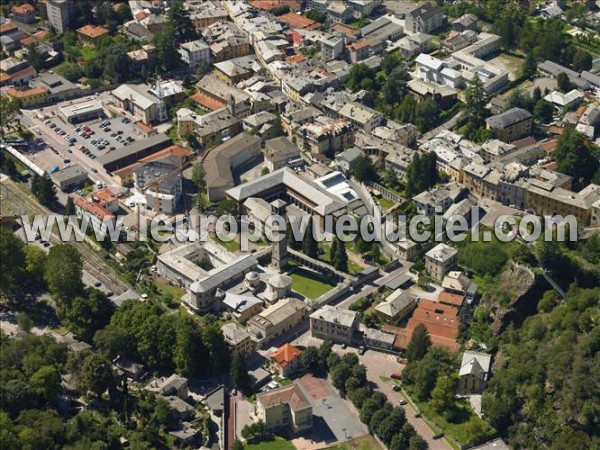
(391, 373, 402, 380)
(398, 399, 407, 406)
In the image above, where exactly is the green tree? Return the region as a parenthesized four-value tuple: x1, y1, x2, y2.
(167, 1, 198, 43)
(76, 352, 114, 399)
(300, 346, 320, 373)
(406, 324, 431, 362)
(557, 72, 572, 93)
(305, 9, 326, 23)
(318, 340, 333, 369)
(0, 94, 20, 137)
(201, 323, 229, 374)
(554, 128, 600, 189)
(26, 44, 45, 71)
(45, 245, 84, 317)
(330, 237, 338, 267)
(0, 227, 25, 297)
(350, 386, 372, 409)
(408, 434, 428, 450)
(231, 351, 251, 393)
(192, 163, 206, 192)
(232, 439, 245, 450)
(384, 169, 400, 190)
(533, 99, 554, 123)
(104, 42, 131, 83)
(64, 196, 76, 216)
(154, 25, 182, 72)
(464, 75, 487, 140)
(31, 173, 58, 207)
(30, 365, 61, 404)
(302, 217, 318, 258)
(430, 374, 458, 413)
(377, 407, 407, 445)
(67, 288, 114, 341)
(522, 53, 537, 79)
(351, 154, 377, 182)
(174, 315, 207, 376)
(18, 312, 34, 333)
(333, 238, 349, 273)
(572, 49, 592, 72)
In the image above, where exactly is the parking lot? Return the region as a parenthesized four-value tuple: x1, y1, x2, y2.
(20, 99, 148, 191)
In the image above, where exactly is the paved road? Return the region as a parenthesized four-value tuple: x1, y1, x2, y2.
(1, 178, 131, 295)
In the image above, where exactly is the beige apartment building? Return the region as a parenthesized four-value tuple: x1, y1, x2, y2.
(256, 384, 312, 434)
(425, 243, 458, 280)
(309, 305, 359, 344)
(247, 298, 308, 345)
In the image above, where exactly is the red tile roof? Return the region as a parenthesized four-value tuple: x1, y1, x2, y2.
(278, 12, 319, 30)
(332, 24, 360, 37)
(12, 3, 35, 15)
(541, 139, 557, 153)
(6, 86, 47, 99)
(92, 188, 118, 206)
(250, 0, 300, 11)
(271, 343, 302, 367)
(286, 53, 306, 64)
(77, 25, 109, 39)
(0, 21, 18, 35)
(191, 92, 226, 111)
(74, 196, 115, 221)
(348, 39, 371, 51)
(437, 291, 464, 307)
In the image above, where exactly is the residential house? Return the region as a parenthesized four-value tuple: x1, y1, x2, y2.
(76, 25, 109, 46)
(222, 292, 263, 324)
(485, 107, 533, 143)
(269, 343, 302, 378)
(321, 34, 344, 61)
(375, 290, 418, 325)
(222, 322, 256, 356)
(11, 4, 36, 23)
(362, 328, 396, 351)
(178, 39, 210, 68)
(264, 136, 302, 172)
(5, 86, 48, 106)
(338, 102, 384, 133)
(425, 243, 458, 280)
(412, 181, 467, 215)
(327, 2, 353, 24)
(256, 384, 312, 433)
(296, 118, 354, 155)
(347, 39, 372, 63)
(335, 146, 362, 172)
(309, 305, 359, 345)
(543, 89, 585, 113)
(248, 298, 308, 345)
(74, 195, 115, 230)
(457, 351, 492, 394)
(243, 111, 279, 141)
(405, 2, 444, 34)
(452, 13, 478, 32)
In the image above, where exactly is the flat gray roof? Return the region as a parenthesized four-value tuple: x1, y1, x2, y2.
(97, 133, 170, 166)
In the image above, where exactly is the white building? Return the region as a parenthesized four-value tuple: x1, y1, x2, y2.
(179, 39, 210, 68)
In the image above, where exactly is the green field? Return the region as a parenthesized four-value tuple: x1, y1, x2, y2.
(245, 437, 295, 450)
(403, 386, 496, 446)
(324, 435, 384, 450)
(289, 266, 335, 300)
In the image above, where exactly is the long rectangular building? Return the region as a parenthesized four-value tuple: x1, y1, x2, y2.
(98, 133, 171, 172)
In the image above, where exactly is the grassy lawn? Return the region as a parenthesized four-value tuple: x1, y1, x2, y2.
(154, 277, 185, 300)
(245, 437, 295, 450)
(209, 232, 241, 252)
(378, 196, 395, 211)
(79, 45, 97, 62)
(289, 266, 335, 300)
(324, 435, 384, 450)
(318, 242, 365, 275)
(403, 386, 496, 446)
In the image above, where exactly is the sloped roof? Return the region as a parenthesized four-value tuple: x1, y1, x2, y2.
(257, 384, 310, 411)
(271, 343, 302, 367)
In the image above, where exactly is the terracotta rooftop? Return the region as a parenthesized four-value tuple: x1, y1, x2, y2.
(271, 343, 302, 367)
(74, 196, 115, 221)
(286, 53, 306, 64)
(0, 22, 18, 35)
(12, 3, 35, 15)
(257, 384, 310, 411)
(513, 136, 537, 149)
(135, 11, 149, 21)
(92, 188, 117, 206)
(77, 25, 109, 39)
(191, 92, 226, 111)
(348, 39, 371, 51)
(135, 121, 154, 133)
(383, 299, 460, 352)
(541, 140, 557, 153)
(437, 291, 464, 308)
(548, 125, 565, 136)
(250, 0, 300, 11)
(332, 23, 360, 37)
(278, 12, 319, 30)
(6, 86, 47, 98)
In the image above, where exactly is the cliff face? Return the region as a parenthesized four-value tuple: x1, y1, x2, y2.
(486, 262, 543, 336)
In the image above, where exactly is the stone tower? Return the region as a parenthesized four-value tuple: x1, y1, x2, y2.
(270, 199, 288, 271)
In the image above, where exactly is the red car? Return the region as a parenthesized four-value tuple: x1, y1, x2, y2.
(391, 373, 402, 380)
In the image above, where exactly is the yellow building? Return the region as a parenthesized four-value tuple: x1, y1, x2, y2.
(5, 86, 49, 106)
(256, 384, 312, 434)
